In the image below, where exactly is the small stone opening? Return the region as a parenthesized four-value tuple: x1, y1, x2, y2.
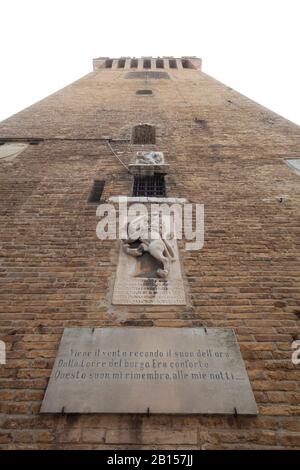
(169, 59, 177, 69)
(143, 59, 151, 69)
(132, 124, 156, 144)
(136, 90, 153, 95)
(133, 174, 166, 197)
(87, 180, 105, 203)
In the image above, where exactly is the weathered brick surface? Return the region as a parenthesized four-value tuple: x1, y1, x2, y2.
(0, 60, 299, 449)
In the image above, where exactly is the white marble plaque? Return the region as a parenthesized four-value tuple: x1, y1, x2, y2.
(41, 328, 258, 415)
(112, 241, 186, 305)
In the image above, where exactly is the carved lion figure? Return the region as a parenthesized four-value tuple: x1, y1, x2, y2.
(122, 214, 175, 278)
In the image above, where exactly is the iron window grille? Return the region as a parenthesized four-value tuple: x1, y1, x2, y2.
(133, 175, 166, 197)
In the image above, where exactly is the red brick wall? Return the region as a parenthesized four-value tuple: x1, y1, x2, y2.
(0, 64, 299, 449)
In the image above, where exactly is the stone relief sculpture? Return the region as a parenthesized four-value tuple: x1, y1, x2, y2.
(135, 151, 164, 165)
(129, 151, 168, 176)
(122, 214, 176, 278)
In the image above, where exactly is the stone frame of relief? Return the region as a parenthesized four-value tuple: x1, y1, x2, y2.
(112, 238, 186, 305)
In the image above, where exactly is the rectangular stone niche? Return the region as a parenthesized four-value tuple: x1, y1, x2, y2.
(112, 240, 186, 305)
(41, 327, 258, 415)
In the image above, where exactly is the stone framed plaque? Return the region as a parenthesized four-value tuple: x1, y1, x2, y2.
(41, 327, 258, 415)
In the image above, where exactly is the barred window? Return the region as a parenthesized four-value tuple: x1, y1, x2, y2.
(133, 175, 166, 197)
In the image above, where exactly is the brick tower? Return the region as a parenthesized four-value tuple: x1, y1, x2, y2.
(0, 57, 300, 449)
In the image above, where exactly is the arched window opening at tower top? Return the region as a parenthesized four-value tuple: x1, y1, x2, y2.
(182, 59, 194, 69)
(143, 59, 151, 69)
(156, 59, 164, 69)
(132, 124, 156, 144)
(118, 58, 126, 68)
(131, 59, 138, 68)
(105, 59, 113, 68)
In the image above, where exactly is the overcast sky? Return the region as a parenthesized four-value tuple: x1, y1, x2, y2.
(1, 0, 300, 125)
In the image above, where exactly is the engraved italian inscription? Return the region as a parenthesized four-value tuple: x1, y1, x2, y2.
(41, 328, 258, 415)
